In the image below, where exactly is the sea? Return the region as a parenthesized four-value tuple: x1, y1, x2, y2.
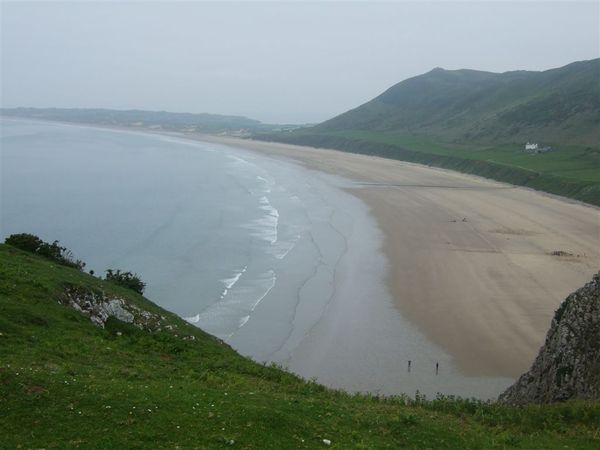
(0, 118, 514, 399)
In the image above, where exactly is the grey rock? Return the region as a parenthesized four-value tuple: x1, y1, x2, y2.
(60, 285, 159, 331)
(499, 272, 600, 405)
(104, 299, 134, 324)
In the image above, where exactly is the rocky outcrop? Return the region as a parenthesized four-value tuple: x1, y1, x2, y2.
(499, 272, 600, 405)
(60, 284, 162, 330)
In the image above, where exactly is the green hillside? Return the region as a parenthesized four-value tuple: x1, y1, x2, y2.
(319, 59, 600, 146)
(1, 243, 599, 449)
(257, 59, 600, 206)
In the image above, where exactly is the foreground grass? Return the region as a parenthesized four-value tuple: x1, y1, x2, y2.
(257, 130, 600, 206)
(1, 244, 598, 449)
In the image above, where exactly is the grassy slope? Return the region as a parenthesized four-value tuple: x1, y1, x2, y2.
(257, 59, 600, 206)
(318, 59, 600, 146)
(1, 244, 599, 449)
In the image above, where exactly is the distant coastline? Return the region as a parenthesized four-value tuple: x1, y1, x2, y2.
(4, 96, 599, 207)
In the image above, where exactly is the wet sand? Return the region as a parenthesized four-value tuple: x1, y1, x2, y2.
(198, 135, 600, 378)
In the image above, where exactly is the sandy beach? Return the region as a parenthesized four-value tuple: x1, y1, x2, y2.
(4, 117, 598, 396)
(197, 135, 600, 378)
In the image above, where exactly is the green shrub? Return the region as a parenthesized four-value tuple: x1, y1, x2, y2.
(4, 233, 44, 253)
(105, 269, 146, 294)
(4, 233, 85, 270)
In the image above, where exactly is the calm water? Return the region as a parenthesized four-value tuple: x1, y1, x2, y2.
(1, 119, 346, 340)
(1, 118, 513, 399)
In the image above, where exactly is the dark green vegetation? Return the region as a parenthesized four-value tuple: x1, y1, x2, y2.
(0, 107, 297, 135)
(1, 244, 599, 448)
(105, 269, 146, 295)
(259, 59, 600, 205)
(4, 233, 146, 295)
(5, 233, 85, 271)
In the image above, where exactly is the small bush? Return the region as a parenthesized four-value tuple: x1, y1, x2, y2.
(5, 233, 85, 270)
(105, 269, 146, 294)
(4, 233, 44, 253)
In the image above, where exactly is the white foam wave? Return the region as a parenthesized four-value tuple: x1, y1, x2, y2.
(226, 154, 252, 166)
(235, 270, 277, 330)
(248, 270, 276, 314)
(272, 240, 297, 260)
(220, 266, 247, 298)
(186, 270, 277, 340)
(222, 266, 247, 290)
(184, 313, 200, 324)
(256, 175, 274, 193)
(245, 196, 279, 244)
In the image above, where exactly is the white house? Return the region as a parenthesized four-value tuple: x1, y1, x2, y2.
(525, 142, 539, 150)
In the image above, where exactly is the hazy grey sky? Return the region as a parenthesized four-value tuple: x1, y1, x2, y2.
(2, 1, 599, 123)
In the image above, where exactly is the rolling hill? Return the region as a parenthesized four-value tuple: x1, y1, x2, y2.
(258, 59, 600, 206)
(319, 59, 600, 146)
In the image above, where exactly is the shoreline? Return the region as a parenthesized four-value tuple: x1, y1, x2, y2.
(4, 117, 600, 379)
(194, 134, 600, 378)
(2, 114, 598, 210)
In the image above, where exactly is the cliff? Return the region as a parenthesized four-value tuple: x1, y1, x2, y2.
(499, 272, 600, 405)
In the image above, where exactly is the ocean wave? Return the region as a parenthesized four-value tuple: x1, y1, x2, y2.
(186, 270, 277, 340)
(270, 237, 299, 260)
(256, 175, 274, 194)
(238, 315, 251, 328)
(244, 195, 279, 245)
(184, 313, 200, 324)
(226, 154, 252, 167)
(259, 196, 280, 244)
(220, 266, 247, 298)
(236, 269, 277, 330)
(249, 270, 276, 313)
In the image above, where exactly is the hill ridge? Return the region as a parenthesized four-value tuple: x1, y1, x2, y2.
(319, 58, 600, 145)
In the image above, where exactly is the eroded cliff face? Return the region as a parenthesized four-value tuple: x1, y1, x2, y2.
(499, 272, 600, 405)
